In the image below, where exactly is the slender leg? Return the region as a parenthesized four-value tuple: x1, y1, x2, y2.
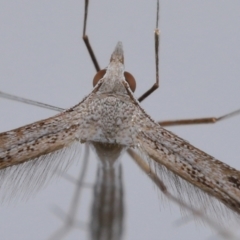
(82, 0, 100, 72)
(159, 109, 240, 127)
(138, 0, 160, 102)
(0, 91, 64, 112)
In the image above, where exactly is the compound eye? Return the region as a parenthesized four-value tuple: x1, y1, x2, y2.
(93, 69, 107, 87)
(124, 71, 136, 92)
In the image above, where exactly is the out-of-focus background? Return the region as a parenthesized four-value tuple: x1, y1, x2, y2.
(0, 1, 240, 239)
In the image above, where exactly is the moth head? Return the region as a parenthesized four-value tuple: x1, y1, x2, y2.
(93, 69, 136, 92)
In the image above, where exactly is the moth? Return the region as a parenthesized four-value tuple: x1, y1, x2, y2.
(0, 1, 240, 240)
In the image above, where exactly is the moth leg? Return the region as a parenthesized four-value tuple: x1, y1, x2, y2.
(138, 0, 160, 102)
(0, 91, 63, 112)
(159, 109, 240, 127)
(82, 0, 100, 72)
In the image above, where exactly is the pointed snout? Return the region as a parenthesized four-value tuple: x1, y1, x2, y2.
(110, 42, 124, 64)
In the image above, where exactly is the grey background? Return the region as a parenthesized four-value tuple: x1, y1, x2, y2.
(0, 1, 240, 239)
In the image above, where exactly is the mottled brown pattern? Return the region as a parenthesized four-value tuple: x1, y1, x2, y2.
(137, 122, 240, 213)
